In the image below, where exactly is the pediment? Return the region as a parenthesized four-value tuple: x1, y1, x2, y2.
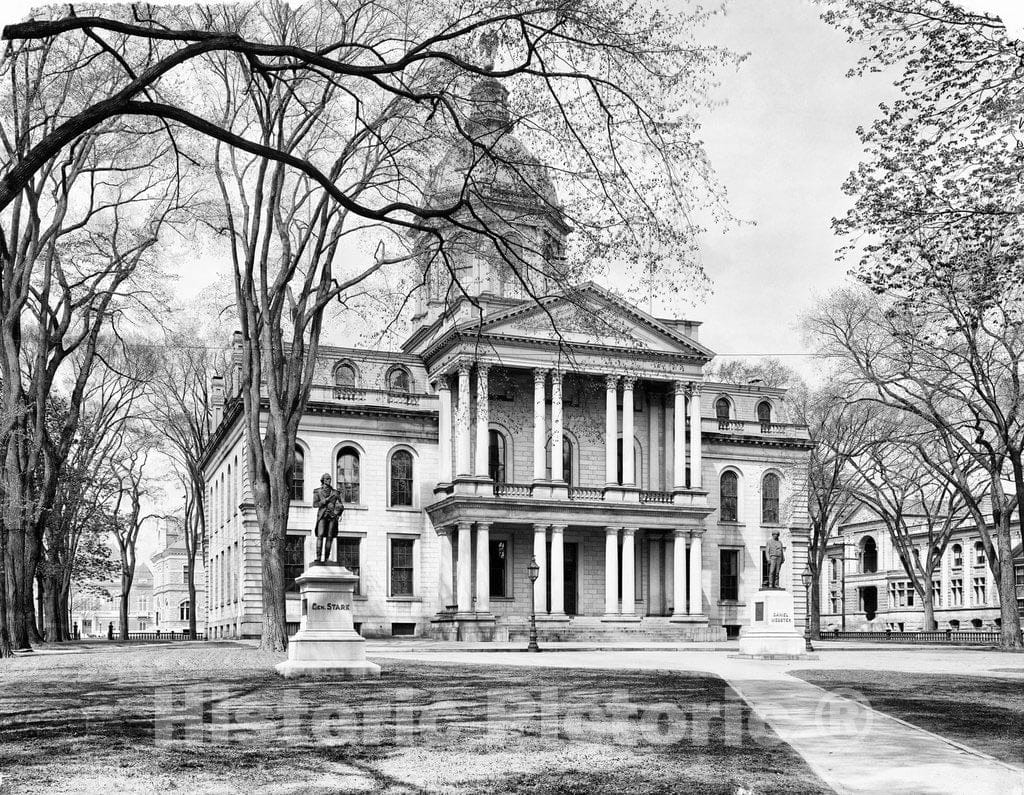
(473, 286, 713, 360)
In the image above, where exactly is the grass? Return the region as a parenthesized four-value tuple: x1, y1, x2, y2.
(0, 642, 830, 794)
(791, 668, 1024, 769)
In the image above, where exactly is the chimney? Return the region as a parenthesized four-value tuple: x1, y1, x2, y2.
(210, 375, 225, 432)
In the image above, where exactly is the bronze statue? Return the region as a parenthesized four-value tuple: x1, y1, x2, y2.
(312, 473, 344, 564)
(767, 530, 785, 589)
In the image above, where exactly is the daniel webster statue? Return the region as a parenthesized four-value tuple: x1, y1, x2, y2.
(312, 473, 345, 564)
(766, 530, 785, 589)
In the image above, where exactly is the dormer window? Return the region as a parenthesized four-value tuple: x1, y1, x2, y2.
(387, 366, 411, 393)
(757, 400, 772, 426)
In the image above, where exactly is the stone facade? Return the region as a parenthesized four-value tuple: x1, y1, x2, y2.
(71, 562, 154, 638)
(198, 75, 813, 641)
(819, 506, 1024, 631)
(150, 518, 207, 633)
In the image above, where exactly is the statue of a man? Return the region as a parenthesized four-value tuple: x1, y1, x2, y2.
(767, 530, 785, 589)
(312, 473, 344, 564)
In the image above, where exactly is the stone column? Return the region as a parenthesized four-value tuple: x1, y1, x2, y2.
(664, 394, 675, 488)
(688, 384, 702, 489)
(673, 381, 687, 490)
(474, 364, 490, 477)
(622, 377, 636, 486)
(688, 532, 703, 615)
(457, 521, 473, 612)
(648, 394, 660, 490)
(438, 528, 454, 608)
(455, 365, 471, 477)
(621, 528, 636, 615)
(672, 530, 687, 617)
(436, 377, 452, 483)
(475, 522, 490, 613)
(549, 525, 565, 615)
(605, 375, 618, 484)
(533, 524, 548, 613)
(533, 369, 547, 481)
(604, 527, 619, 615)
(551, 370, 564, 481)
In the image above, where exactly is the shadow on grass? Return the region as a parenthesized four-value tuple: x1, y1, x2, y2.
(0, 644, 830, 793)
(792, 669, 1024, 769)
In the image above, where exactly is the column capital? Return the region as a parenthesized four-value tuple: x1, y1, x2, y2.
(621, 375, 636, 389)
(457, 362, 472, 377)
(476, 362, 491, 376)
(621, 527, 637, 537)
(475, 521, 491, 531)
(550, 524, 566, 533)
(605, 526, 619, 537)
(673, 529, 688, 540)
(534, 368, 549, 387)
(689, 528, 706, 539)
(434, 377, 451, 393)
(457, 519, 472, 532)
(672, 380, 687, 395)
(605, 374, 619, 390)
(687, 382, 703, 397)
(437, 526, 451, 538)
(532, 523, 549, 533)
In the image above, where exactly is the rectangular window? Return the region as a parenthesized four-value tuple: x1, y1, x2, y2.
(390, 538, 415, 596)
(906, 583, 914, 607)
(932, 580, 942, 607)
(719, 549, 739, 601)
(972, 577, 986, 605)
(950, 578, 963, 606)
(284, 535, 306, 593)
(338, 537, 361, 593)
(489, 538, 509, 598)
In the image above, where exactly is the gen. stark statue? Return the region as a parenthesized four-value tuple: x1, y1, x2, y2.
(312, 473, 345, 565)
(767, 530, 785, 589)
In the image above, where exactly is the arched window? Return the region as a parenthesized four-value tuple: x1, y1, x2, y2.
(387, 366, 411, 393)
(334, 362, 357, 389)
(761, 473, 780, 524)
(720, 471, 738, 522)
(974, 541, 985, 566)
(547, 434, 573, 485)
(488, 430, 507, 483)
(290, 446, 305, 502)
(336, 446, 360, 503)
(952, 543, 963, 568)
(860, 537, 878, 574)
(716, 397, 731, 422)
(179, 601, 190, 621)
(757, 401, 772, 425)
(390, 449, 414, 506)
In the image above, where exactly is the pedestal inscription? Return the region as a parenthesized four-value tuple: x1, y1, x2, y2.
(737, 588, 806, 657)
(275, 564, 381, 679)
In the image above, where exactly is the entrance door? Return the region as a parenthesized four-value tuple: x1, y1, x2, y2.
(564, 543, 578, 615)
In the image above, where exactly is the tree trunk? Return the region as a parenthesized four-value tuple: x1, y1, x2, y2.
(41, 566, 63, 642)
(35, 567, 46, 640)
(920, 587, 936, 631)
(24, 531, 43, 644)
(810, 571, 822, 639)
(256, 464, 290, 652)
(994, 513, 1023, 648)
(118, 567, 134, 641)
(0, 523, 12, 658)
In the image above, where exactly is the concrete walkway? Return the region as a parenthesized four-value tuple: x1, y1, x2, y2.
(367, 646, 1024, 795)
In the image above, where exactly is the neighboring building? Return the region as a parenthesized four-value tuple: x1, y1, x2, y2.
(820, 505, 1024, 631)
(71, 562, 154, 637)
(150, 518, 207, 634)
(198, 77, 814, 641)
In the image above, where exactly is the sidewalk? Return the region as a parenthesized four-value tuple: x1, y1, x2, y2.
(367, 646, 1024, 795)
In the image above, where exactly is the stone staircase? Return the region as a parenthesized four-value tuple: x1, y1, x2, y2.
(503, 616, 726, 643)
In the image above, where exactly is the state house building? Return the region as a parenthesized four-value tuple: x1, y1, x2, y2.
(199, 79, 813, 641)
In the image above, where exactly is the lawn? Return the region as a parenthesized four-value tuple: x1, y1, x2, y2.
(0, 642, 830, 794)
(792, 668, 1024, 769)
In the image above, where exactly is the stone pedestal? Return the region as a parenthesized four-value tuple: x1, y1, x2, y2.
(275, 564, 381, 679)
(738, 588, 806, 657)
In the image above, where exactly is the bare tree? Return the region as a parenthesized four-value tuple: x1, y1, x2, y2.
(846, 420, 972, 631)
(806, 284, 1024, 647)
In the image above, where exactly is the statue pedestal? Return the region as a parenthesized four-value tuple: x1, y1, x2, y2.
(738, 588, 806, 657)
(275, 564, 381, 679)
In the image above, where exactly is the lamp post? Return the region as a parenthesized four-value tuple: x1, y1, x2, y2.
(801, 563, 814, 653)
(527, 555, 540, 652)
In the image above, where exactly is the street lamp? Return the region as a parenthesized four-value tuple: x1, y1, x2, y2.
(801, 563, 814, 653)
(527, 555, 540, 653)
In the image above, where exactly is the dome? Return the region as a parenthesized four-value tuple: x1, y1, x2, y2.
(426, 79, 560, 211)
